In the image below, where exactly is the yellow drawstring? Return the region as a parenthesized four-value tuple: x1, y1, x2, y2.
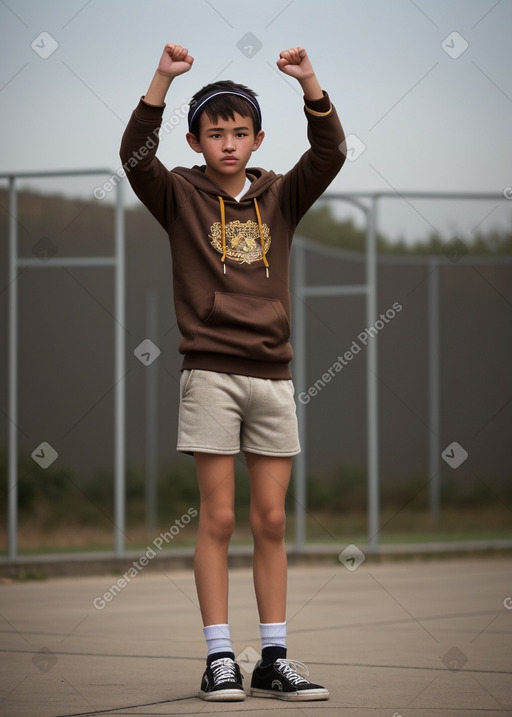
(253, 197, 270, 278)
(216, 195, 269, 278)
(217, 195, 227, 274)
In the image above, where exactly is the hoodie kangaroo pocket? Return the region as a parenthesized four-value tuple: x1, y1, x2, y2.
(193, 291, 293, 363)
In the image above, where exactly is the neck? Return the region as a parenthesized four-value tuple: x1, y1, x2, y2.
(205, 167, 247, 198)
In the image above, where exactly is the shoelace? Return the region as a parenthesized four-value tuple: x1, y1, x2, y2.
(210, 657, 239, 685)
(274, 658, 310, 685)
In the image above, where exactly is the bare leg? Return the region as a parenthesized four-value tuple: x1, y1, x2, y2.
(193, 453, 235, 626)
(245, 453, 292, 623)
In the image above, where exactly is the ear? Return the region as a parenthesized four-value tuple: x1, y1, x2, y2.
(186, 132, 203, 153)
(252, 130, 265, 152)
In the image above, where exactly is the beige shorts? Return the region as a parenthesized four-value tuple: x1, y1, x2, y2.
(177, 369, 301, 457)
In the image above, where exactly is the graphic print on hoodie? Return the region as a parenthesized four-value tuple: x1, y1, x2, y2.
(120, 91, 346, 379)
(209, 196, 271, 269)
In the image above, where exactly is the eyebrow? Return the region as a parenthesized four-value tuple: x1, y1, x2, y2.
(206, 126, 251, 132)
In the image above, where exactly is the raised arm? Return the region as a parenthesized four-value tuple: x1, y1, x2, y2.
(275, 46, 346, 231)
(119, 43, 194, 229)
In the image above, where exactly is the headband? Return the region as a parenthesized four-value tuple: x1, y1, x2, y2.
(188, 89, 262, 132)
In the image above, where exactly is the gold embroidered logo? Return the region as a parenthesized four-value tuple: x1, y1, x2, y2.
(209, 220, 271, 264)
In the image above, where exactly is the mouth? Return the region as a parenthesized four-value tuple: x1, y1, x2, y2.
(221, 157, 237, 162)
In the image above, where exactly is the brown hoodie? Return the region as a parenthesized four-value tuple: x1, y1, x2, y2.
(120, 91, 346, 379)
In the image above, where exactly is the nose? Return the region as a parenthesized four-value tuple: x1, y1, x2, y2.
(222, 134, 235, 152)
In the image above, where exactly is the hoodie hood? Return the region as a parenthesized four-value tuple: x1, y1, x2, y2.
(172, 165, 279, 200)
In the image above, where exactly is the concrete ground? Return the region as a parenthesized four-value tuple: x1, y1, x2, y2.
(0, 556, 511, 716)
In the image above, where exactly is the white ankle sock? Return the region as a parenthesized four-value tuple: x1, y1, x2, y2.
(259, 621, 287, 650)
(203, 623, 233, 657)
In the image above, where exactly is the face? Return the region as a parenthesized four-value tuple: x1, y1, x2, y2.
(186, 111, 264, 182)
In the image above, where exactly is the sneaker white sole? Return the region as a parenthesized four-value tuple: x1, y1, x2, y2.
(250, 687, 329, 701)
(198, 688, 246, 701)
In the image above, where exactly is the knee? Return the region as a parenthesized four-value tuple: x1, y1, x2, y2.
(201, 505, 235, 542)
(251, 507, 286, 542)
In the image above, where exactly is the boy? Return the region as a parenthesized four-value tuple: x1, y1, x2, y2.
(120, 43, 345, 701)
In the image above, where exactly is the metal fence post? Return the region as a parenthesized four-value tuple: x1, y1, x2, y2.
(292, 239, 307, 550)
(8, 177, 18, 560)
(366, 196, 380, 552)
(145, 289, 159, 539)
(428, 258, 441, 524)
(114, 180, 126, 556)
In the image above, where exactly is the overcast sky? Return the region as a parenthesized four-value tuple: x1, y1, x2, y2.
(1, 0, 511, 243)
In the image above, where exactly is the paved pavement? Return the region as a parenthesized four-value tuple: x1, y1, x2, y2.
(1, 556, 511, 716)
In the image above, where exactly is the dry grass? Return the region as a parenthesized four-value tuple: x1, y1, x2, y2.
(2, 505, 511, 556)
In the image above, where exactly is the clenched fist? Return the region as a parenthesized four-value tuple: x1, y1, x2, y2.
(156, 43, 194, 79)
(276, 46, 314, 81)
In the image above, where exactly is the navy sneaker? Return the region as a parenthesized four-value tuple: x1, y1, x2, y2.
(198, 656, 245, 701)
(250, 658, 329, 700)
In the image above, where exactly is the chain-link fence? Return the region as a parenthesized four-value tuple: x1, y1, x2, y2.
(1, 177, 511, 560)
